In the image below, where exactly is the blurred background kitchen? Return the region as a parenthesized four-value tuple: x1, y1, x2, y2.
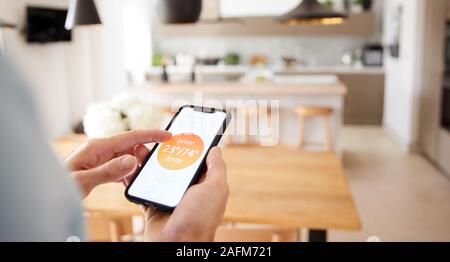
(1, 0, 449, 242)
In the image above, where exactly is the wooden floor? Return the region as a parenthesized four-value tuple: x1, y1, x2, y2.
(330, 126, 450, 241)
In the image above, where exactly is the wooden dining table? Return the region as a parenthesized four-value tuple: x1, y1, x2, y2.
(53, 134, 360, 242)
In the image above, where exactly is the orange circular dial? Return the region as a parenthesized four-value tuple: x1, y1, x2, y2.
(157, 133, 204, 170)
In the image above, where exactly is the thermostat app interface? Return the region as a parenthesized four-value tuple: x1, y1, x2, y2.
(128, 107, 227, 208)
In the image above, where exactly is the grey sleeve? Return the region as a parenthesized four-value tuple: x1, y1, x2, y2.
(0, 55, 85, 241)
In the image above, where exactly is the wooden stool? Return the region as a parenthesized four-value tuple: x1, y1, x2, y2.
(226, 106, 273, 147)
(295, 106, 333, 151)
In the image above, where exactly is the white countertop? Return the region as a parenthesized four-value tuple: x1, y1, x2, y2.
(273, 65, 385, 75)
(147, 65, 385, 77)
(131, 82, 347, 96)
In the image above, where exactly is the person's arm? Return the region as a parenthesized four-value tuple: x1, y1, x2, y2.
(65, 130, 229, 242)
(0, 55, 84, 241)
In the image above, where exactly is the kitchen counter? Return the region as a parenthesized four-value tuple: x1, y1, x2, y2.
(147, 65, 384, 77)
(272, 66, 385, 125)
(274, 65, 385, 76)
(131, 82, 347, 96)
(130, 81, 347, 151)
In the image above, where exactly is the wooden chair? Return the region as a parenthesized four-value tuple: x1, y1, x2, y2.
(294, 106, 333, 151)
(157, 105, 298, 242)
(214, 224, 300, 242)
(85, 212, 135, 242)
(220, 106, 302, 242)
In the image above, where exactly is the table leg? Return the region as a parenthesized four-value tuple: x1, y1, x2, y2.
(308, 229, 327, 242)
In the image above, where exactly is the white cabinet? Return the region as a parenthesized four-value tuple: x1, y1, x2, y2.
(437, 129, 450, 175)
(219, 0, 298, 17)
(418, 0, 450, 177)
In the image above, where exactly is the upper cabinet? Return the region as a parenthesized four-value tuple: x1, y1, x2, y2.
(156, 13, 375, 37)
(156, 0, 375, 37)
(219, 0, 299, 17)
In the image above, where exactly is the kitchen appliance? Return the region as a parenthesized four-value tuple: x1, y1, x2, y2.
(442, 82, 450, 131)
(445, 23, 450, 68)
(276, 0, 346, 25)
(197, 57, 221, 66)
(26, 7, 71, 43)
(442, 23, 450, 132)
(362, 44, 383, 67)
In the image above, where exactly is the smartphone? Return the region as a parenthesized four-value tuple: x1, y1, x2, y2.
(125, 105, 231, 211)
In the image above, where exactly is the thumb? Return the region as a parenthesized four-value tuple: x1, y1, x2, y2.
(73, 154, 138, 197)
(204, 147, 227, 185)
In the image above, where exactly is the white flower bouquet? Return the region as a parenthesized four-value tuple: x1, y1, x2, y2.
(83, 94, 163, 138)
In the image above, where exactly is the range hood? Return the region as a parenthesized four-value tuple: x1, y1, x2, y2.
(276, 0, 346, 25)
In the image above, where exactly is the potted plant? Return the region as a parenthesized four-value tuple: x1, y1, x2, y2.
(224, 53, 241, 66)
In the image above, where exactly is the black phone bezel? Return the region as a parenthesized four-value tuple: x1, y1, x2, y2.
(124, 105, 231, 211)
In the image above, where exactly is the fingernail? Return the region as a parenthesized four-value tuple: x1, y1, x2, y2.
(120, 156, 135, 171)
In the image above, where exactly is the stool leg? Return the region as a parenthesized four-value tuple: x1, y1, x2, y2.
(109, 220, 123, 242)
(242, 111, 249, 145)
(223, 133, 232, 147)
(323, 116, 332, 151)
(272, 232, 281, 242)
(297, 115, 305, 150)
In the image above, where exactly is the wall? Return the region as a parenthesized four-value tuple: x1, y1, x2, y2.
(158, 36, 371, 66)
(0, 0, 128, 139)
(0, 0, 72, 138)
(123, 0, 153, 84)
(382, 0, 423, 152)
(66, 0, 128, 124)
(154, 0, 384, 66)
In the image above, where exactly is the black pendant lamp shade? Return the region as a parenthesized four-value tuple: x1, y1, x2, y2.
(0, 18, 15, 28)
(277, 0, 346, 25)
(158, 0, 202, 24)
(65, 0, 102, 30)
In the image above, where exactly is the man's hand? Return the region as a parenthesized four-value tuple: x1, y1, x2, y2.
(66, 129, 228, 242)
(130, 146, 229, 242)
(65, 129, 172, 197)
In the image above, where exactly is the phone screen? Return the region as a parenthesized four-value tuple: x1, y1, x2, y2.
(126, 106, 228, 208)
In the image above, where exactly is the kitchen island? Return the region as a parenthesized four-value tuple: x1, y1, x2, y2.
(147, 65, 384, 124)
(130, 82, 347, 151)
(274, 66, 385, 124)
